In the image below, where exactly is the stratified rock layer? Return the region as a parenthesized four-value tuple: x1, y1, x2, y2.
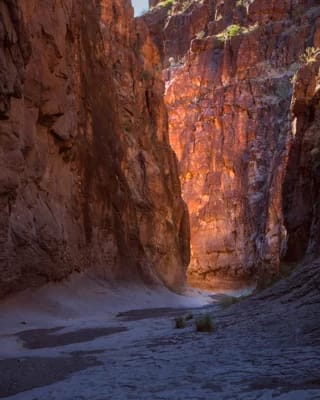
(0, 0, 189, 297)
(144, 0, 320, 289)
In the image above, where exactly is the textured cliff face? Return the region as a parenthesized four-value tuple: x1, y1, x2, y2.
(0, 0, 189, 297)
(283, 57, 320, 263)
(144, 0, 320, 289)
(144, 0, 212, 65)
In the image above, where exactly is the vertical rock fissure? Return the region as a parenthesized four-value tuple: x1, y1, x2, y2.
(282, 58, 320, 264)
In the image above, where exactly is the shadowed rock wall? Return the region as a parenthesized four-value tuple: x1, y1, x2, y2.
(283, 56, 320, 264)
(0, 0, 189, 297)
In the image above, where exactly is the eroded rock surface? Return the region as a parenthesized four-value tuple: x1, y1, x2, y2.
(144, 0, 320, 289)
(0, 0, 190, 297)
(284, 57, 320, 263)
(0, 257, 319, 399)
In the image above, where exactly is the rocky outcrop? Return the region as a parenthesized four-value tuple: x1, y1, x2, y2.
(283, 56, 320, 263)
(144, 0, 320, 289)
(144, 0, 213, 66)
(0, 0, 189, 297)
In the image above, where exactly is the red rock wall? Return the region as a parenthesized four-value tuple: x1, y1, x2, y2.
(144, 0, 320, 289)
(149, 0, 160, 7)
(283, 54, 320, 263)
(0, 0, 189, 297)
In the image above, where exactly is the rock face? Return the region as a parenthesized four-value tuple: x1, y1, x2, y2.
(144, 0, 320, 289)
(0, 0, 189, 297)
(144, 0, 212, 65)
(284, 56, 320, 263)
(149, 0, 160, 8)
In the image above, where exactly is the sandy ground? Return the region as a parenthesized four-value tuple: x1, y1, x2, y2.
(0, 271, 319, 399)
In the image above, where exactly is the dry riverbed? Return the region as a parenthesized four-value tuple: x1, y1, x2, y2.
(0, 266, 320, 400)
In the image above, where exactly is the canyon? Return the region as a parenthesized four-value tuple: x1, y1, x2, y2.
(144, 0, 320, 289)
(0, 0, 319, 295)
(0, 0, 320, 399)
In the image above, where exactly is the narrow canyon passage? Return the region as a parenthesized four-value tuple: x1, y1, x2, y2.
(0, 0, 320, 399)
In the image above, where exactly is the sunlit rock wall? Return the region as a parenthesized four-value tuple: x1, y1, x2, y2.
(144, 0, 320, 289)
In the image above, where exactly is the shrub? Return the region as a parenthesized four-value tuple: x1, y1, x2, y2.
(236, 0, 245, 6)
(226, 24, 242, 38)
(217, 24, 242, 42)
(157, 0, 175, 8)
(300, 47, 320, 64)
(195, 314, 214, 332)
(173, 313, 193, 328)
(174, 317, 186, 329)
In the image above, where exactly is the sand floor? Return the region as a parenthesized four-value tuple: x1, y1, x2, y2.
(0, 271, 319, 399)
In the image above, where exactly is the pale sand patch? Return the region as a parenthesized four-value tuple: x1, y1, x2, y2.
(0, 272, 213, 358)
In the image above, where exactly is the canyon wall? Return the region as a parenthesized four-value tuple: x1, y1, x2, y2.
(284, 58, 320, 264)
(0, 0, 189, 297)
(144, 0, 320, 289)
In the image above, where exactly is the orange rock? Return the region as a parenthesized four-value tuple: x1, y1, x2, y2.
(144, 0, 320, 290)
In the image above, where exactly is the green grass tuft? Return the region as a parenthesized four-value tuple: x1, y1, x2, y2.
(195, 314, 214, 332)
(174, 316, 186, 329)
(217, 24, 243, 42)
(157, 0, 175, 8)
